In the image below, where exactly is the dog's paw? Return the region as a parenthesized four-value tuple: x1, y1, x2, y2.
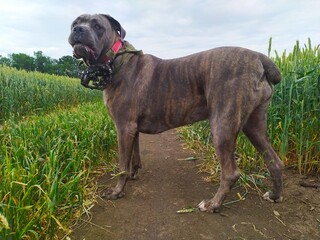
(101, 188, 125, 200)
(198, 199, 221, 213)
(198, 200, 209, 212)
(262, 192, 283, 203)
(130, 171, 139, 180)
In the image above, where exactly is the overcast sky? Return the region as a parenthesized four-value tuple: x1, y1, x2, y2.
(0, 0, 319, 60)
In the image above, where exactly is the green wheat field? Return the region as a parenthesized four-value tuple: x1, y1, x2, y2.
(1, 39, 319, 239)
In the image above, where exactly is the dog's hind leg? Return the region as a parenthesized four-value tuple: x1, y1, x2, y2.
(103, 123, 138, 199)
(130, 133, 142, 180)
(243, 102, 284, 203)
(198, 117, 241, 213)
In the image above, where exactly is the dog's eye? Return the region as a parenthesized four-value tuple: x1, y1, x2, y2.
(94, 24, 102, 30)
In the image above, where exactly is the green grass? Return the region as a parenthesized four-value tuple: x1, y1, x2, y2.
(0, 67, 117, 239)
(0, 66, 102, 123)
(269, 38, 320, 173)
(180, 39, 320, 177)
(0, 102, 117, 239)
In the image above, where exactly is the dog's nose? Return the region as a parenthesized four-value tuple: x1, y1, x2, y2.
(73, 26, 84, 34)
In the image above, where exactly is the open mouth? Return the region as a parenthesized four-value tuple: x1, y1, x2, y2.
(73, 43, 96, 60)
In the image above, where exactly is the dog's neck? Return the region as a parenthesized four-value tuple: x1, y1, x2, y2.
(79, 40, 143, 90)
(103, 38, 123, 64)
(102, 40, 143, 66)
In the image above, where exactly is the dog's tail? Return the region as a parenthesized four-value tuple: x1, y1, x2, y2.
(260, 55, 281, 85)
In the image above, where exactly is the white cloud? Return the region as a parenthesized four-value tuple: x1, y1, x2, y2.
(0, 0, 319, 59)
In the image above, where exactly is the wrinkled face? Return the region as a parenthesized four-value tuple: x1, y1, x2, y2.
(68, 14, 115, 64)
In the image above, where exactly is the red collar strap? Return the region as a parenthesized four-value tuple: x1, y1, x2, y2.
(104, 39, 123, 63)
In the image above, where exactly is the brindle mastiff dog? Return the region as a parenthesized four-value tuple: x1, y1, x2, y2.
(68, 14, 284, 213)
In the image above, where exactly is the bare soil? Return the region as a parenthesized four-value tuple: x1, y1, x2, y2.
(71, 130, 320, 240)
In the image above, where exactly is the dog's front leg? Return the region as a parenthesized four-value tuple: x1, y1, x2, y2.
(103, 123, 137, 200)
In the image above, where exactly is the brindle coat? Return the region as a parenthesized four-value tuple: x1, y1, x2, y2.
(69, 14, 284, 213)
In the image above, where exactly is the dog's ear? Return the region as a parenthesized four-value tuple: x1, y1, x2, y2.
(102, 14, 126, 40)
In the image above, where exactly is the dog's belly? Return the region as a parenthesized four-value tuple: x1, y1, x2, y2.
(137, 95, 208, 134)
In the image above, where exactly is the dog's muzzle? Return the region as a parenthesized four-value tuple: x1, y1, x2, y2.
(80, 64, 113, 90)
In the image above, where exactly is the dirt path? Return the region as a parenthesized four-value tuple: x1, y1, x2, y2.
(71, 130, 320, 240)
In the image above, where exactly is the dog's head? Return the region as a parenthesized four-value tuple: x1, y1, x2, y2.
(68, 14, 126, 64)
